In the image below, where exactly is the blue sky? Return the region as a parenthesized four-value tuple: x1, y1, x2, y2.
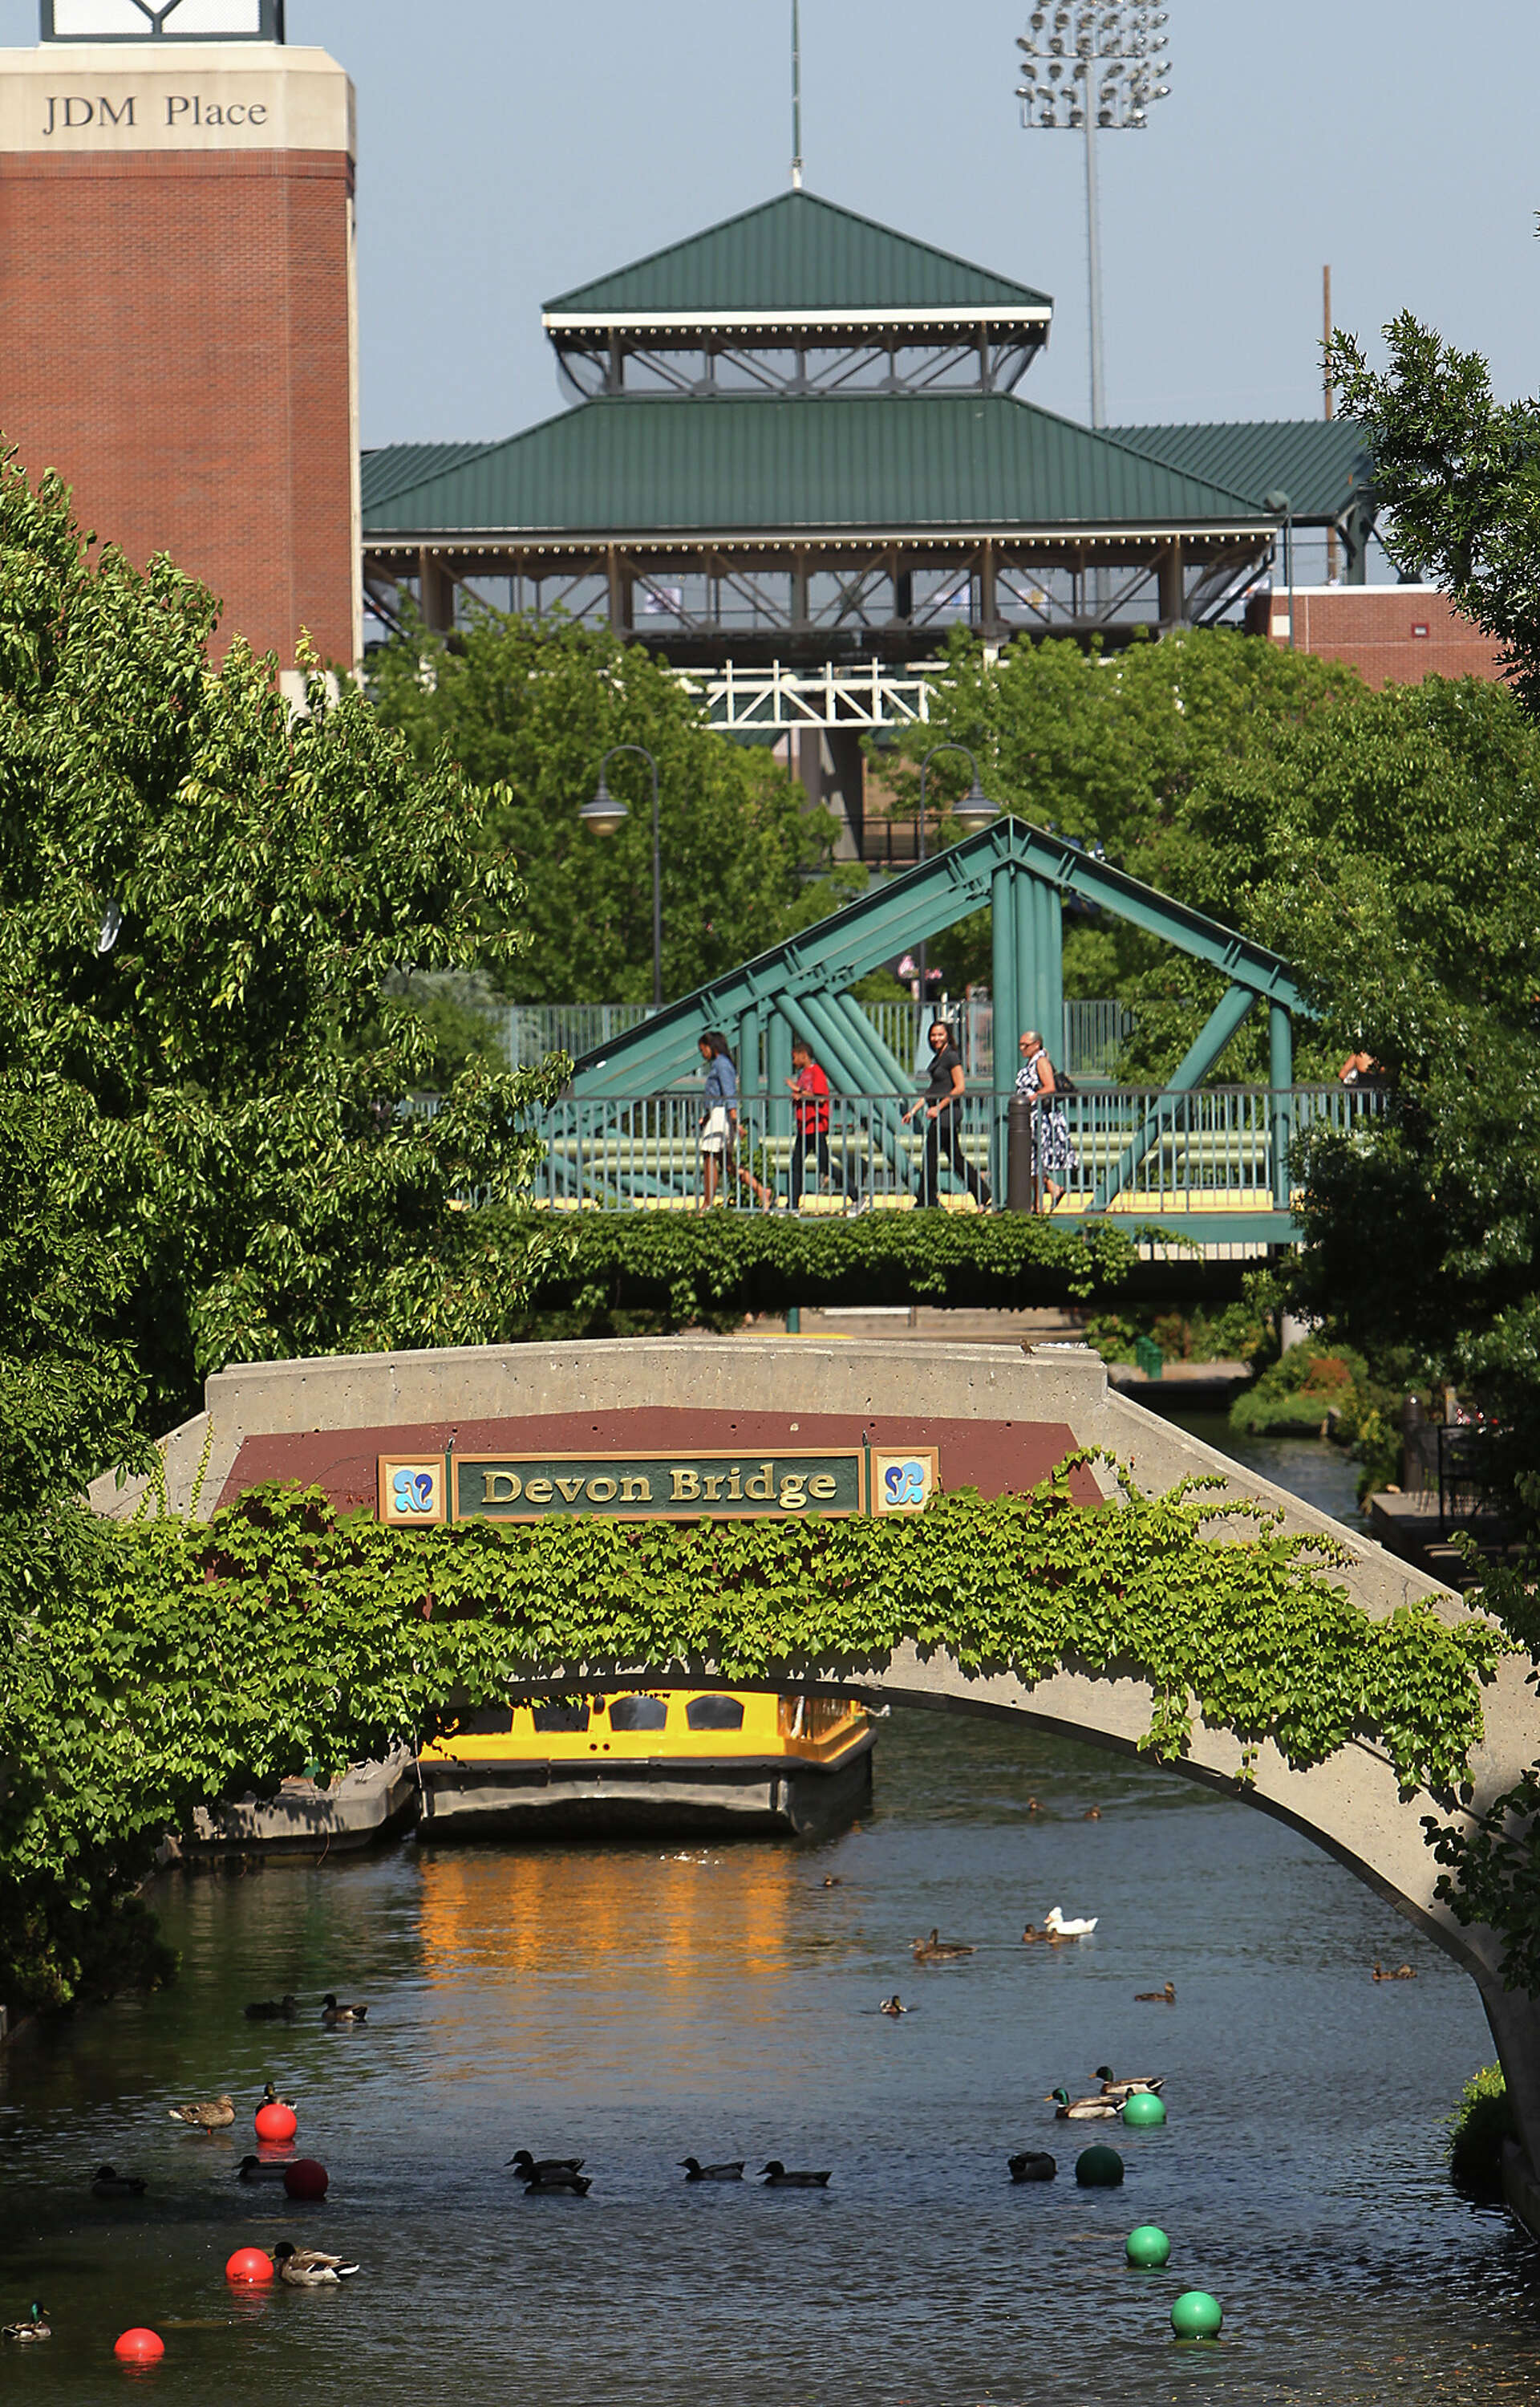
(3, 0, 1535, 451)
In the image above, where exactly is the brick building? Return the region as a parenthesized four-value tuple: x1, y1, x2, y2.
(0, 35, 359, 678)
(1263, 584, 1506, 689)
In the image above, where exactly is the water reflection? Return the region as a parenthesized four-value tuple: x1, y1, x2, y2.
(3, 1711, 1540, 2403)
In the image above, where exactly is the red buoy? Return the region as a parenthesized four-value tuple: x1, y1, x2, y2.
(225, 2246, 274, 2285)
(283, 2157, 329, 2200)
(115, 2328, 165, 2361)
(253, 2101, 298, 2144)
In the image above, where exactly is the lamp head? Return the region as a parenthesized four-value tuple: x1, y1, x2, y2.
(580, 773, 628, 838)
(953, 777, 998, 830)
(1263, 489, 1292, 516)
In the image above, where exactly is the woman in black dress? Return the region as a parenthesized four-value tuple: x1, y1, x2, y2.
(904, 1020, 991, 1208)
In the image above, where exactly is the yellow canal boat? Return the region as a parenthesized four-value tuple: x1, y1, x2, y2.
(418, 1691, 874, 1839)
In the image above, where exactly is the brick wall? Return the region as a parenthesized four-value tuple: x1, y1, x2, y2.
(1265, 586, 1506, 688)
(0, 144, 355, 670)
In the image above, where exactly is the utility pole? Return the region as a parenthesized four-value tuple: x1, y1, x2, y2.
(1323, 264, 1339, 583)
(791, 0, 803, 190)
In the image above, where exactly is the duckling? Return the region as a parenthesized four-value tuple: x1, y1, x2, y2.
(2, 2303, 50, 2343)
(506, 2149, 584, 2182)
(1094, 2066, 1165, 2099)
(90, 2164, 147, 2198)
(521, 2167, 592, 2196)
(760, 2160, 831, 2188)
(1027, 1796, 1041, 1812)
(879, 1995, 909, 2017)
(1046, 2086, 1120, 2121)
(911, 1928, 975, 1963)
(1372, 1961, 1416, 1981)
(235, 2153, 293, 2183)
(1084, 1806, 1102, 1820)
(320, 1993, 367, 2024)
(1021, 1922, 1042, 1943)
(816, 1876, 842, 1889)
(272, 2243, 359, 2287)
(168, 2092, 236, 2129)
(1134, 1982, 1177, 2004)
(243, 1995, 298, 2021)
(1008, 2150, 1057, 2182)
(258, 2080, 297, 2108)
(679, 2157, 744, 2182)
(1044, 1906, 1098, 1938)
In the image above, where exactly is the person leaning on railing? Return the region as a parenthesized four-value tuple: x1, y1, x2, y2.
(904, 1018, 991, 1210)
(1016, 1029, 1077, 1212)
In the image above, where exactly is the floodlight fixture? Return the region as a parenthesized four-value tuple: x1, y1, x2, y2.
(1015, 2, 1172, 425)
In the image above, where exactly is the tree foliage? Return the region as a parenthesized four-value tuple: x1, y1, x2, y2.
(0, 454, 566, 1437)
(368, 607, 848, 1005)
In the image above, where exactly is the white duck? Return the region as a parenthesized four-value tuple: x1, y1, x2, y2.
(1044, 1906, 1098, 1938)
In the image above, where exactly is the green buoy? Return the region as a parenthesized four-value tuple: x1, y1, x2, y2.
(1121, 2090, 1166, 2129)
(1125, 2224, 1170, 2267)
(1170, 2290, 1222, 2339)
(1075, 2143, 1125, 2187)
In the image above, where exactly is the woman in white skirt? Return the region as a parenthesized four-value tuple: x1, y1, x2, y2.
(1016, 1028, 1076, 1210)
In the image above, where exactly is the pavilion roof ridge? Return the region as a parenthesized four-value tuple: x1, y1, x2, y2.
(542, 187, 1052, 322)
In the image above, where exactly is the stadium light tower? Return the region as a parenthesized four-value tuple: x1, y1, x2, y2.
(1015, 6, 1171, 427)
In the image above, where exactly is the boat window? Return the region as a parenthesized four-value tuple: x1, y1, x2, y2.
(608, 1695, 669, 1731)
(530, 1699, 590, 1733)
(685, 1695, 745, 1731)
(452, 1706, 513, 1735)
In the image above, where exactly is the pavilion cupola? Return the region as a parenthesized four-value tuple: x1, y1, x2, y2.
(541, 189, 1053, 403)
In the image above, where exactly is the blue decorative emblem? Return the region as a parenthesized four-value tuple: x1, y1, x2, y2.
(392, 1466, 437, 1515)
(884, 1459, 928, 1507)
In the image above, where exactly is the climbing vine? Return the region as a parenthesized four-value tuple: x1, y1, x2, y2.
(489, 1204, 1161, 1334)
(2, 1463, 1506, 2012)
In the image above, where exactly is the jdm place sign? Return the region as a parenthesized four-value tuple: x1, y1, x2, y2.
(377, 1445, 940, 1528)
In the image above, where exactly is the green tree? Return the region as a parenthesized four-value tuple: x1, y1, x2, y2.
(0, 454, 567, 1434)
(367, 607, 845, 1004)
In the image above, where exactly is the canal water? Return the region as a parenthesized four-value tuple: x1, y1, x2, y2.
(4, 1436, 1537, 2404)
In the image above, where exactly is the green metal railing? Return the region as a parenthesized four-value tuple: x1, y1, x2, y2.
(518, 1084, 1382, 1216)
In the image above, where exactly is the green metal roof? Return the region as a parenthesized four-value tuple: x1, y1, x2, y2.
(362, 394, 1266, 543)
(1104, 420, 1372, 525)
(360, 442, 498, 511)
(543, 189, 1052, 321)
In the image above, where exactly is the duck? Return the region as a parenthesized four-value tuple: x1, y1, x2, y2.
(521, 2167, 592, 2196)
(911, 1929, 975, 1963)
(1008, 2150, 1057, 2182)
(235, 2153, 293, 2183)
(1084, 1806, 1102, 1820)
(258, 2080, 297, 2107)
(320, 1992, 367, 2024)
(272, 2243, 359, 2287)
(816, 1875, 842, 1889)
(90, 2164, 148, 2198)
(760, 2160, 831, 2188)
(2, 2303, 50, 2343)
(1094, 2066, 1165, 2099)
(243, 1995, 298, 2021)
(506, 2150, 584, 2182)
(679, 2157, 745, 2181)
(1372, 1961, 1416, 1981)
(1134, 1982, 1177, 2004)
(879, 1995, 909, 2017)
(1027, 1797, 1041, 1813)
(168, 2092, 236, 2129)
(1022, 1922, 1073, 1946)
(1044, 1906, 1098, 1938)
(1046, 2086, 1120, 2121)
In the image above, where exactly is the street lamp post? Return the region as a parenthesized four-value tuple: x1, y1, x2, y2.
(582, 743, 663, 1010)
(1015, 6, 1171, 428)
(1264, 491, 1295, 649)
(914, 741, 996, 1005)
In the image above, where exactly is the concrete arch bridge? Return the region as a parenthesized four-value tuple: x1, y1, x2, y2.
(116, 1333, 1540, 2195)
